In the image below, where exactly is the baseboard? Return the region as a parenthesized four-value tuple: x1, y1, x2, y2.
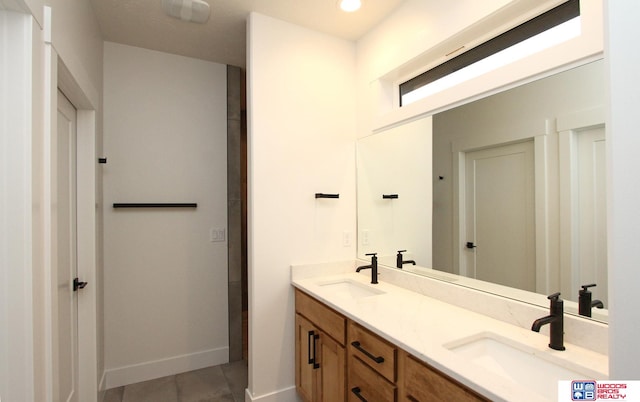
(104, 347, 229, 389)
(98, 371, 107, 401)
(244, 385, 299, 402)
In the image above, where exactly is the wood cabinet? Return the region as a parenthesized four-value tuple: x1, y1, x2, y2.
(295, 289, 490, 402)
(295, 289, 346, 402)
(348, 353, 396, 401)
(398, 351, 488, 402)
(348, 321, 398, 401)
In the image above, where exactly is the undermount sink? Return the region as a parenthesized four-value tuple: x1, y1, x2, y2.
(318, 279, 385, 299)
(445, 332, 604, 401)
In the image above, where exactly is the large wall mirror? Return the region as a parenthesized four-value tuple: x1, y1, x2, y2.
(357, 59, 607, 322)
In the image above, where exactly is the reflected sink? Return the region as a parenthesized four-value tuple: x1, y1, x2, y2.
(318, 279, 385, 299)
(445, 332, 603, 401)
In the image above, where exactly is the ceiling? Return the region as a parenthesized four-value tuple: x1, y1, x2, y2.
(89, 0, 406, 68)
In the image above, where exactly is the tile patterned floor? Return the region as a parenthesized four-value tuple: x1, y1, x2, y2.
(103, 361, 247, 402)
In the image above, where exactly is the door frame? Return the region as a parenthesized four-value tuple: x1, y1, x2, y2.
(558, 106, 606, 302)
(45, 12, 99, 401)
(452, 130, 549, 294)
(0, 9, 39, 401)
(0, 8, 98, 401)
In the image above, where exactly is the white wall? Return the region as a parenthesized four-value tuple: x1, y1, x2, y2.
(102, 42, 229, 388)
(604, 0, 640, 380)
(247, 13, 357, 401)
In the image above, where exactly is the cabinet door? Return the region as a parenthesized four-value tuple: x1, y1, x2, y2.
(317, 332, 346, 402)
(400, 352, 487, 402)
(296, 314, 317, 402)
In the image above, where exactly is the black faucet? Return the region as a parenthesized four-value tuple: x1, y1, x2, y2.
(396, 250, 416, 269)
(578, 284, 604, 318)
(531, 292, 565, 351)
(356, 253, 378, 284)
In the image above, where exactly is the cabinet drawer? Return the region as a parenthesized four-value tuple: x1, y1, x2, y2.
(348, 355, 396, 402)
(401, 352, 488, 402)
(295, 289, 346, 346)
(348, 321, 396, 382)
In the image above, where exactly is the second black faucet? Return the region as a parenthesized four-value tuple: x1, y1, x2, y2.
(396, 250, 416, 269)
(578, 284, 604, 318)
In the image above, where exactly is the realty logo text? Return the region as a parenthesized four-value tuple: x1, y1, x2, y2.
(572, 381, 628, 400)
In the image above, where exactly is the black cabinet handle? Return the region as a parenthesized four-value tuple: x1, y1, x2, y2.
(407, 396, 419, 402)
(307, 331, 314, 365)
(351, 341, 384, 364)
(351, 387, 367, 401)
(307, 331, 320, 368)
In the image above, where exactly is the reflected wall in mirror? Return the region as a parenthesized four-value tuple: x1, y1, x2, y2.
(357, 117, 433, 269)
(357, 59, 607, 321)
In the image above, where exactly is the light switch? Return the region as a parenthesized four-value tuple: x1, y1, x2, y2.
(343, 231, 351, 247)
(362, 230, 370, 246)
(210, 228, 226, 242)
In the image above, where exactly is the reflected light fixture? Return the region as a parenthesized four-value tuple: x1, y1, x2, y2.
(162, 0, 210, 24)
(339, 0, 361, 12)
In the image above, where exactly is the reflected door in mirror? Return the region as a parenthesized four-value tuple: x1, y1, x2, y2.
(463, 141, 536, 292)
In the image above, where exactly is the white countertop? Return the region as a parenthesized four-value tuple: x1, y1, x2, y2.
(292, 265, 608, 402)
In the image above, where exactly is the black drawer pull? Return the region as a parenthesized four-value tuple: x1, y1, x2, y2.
(307, 331, 314, 365)
(351, 387, 368, 402)
(307, 331, 320, 368)
(351, 341, 385, 364)
(407, 396, 419, 402)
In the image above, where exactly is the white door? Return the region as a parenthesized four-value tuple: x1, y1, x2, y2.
(57, 90, 80, 402)
(575, 126, 607, 304)
(464, 140, 536, 291)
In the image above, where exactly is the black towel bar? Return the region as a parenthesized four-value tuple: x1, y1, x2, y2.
(382, 194, 399, 199)
(315, 193, 339, 199)
(113, 203, 198, 208)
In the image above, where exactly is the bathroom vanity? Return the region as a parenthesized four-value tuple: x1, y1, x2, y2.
(292, 261, 608, 401)
(295, 288, 486, 401)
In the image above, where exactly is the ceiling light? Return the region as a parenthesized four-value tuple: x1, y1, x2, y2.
(162, 0, 210, 24)
(339, 0, 361, 12)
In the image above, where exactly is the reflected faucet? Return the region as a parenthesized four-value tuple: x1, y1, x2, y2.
(531, 292, 565, 351)
(356, 253, 378, 284)
(396, 250, 416, 269)
(578, 284, 604, 318)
